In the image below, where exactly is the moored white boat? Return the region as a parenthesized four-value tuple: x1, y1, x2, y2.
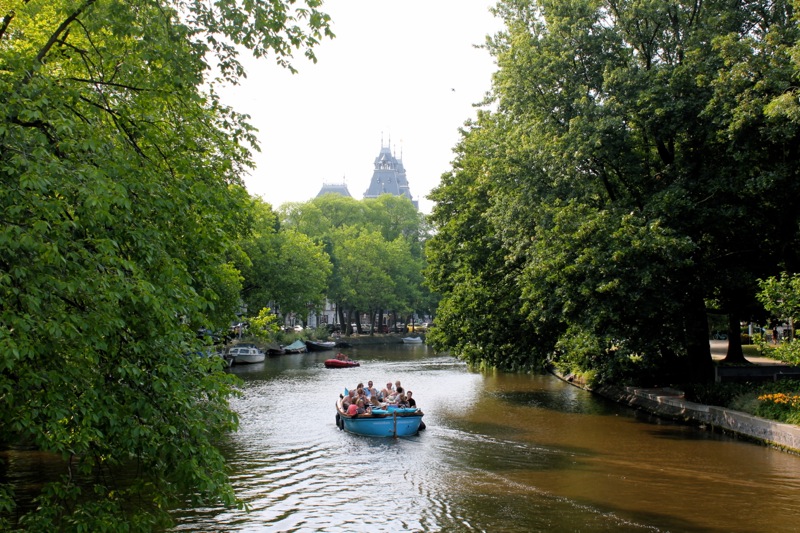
(228, 344, 266, 364)
(402, 336, 423, 344)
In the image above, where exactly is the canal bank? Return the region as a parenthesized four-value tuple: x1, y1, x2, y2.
(555, 341, 800, 454)
(332, 333, 418, 346)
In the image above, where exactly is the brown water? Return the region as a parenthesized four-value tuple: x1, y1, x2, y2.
(164, 343, 800, 532)
(10, 343, 796, 531)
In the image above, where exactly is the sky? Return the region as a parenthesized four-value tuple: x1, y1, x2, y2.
(219, 0, 503, 214)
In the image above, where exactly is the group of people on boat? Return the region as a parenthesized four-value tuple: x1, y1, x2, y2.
(341, 379, 417, 416)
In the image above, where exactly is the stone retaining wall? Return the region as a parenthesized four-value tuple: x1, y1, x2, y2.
(557, 372, 800, 455)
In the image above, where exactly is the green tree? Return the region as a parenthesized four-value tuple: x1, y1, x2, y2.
(268, 228, 332, 322)
(237, 198, 332, 324)
(757, 272, 800, 363)
(281, 194, 430, 334)
(0, 0, 331, 529)
(428, 0, 800, 383)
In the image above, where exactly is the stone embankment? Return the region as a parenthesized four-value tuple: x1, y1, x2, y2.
(592, 383, 800, 453)
(555, 341, 800, 455)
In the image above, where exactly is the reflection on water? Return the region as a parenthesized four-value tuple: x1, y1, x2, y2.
(170, 344, 800, 531)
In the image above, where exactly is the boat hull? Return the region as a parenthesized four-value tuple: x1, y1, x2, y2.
(228, 345, 266, 364)
(235, 353, 265, 364)
(402, 337, 423, 344)
(324, 359, 360, 368)
(336, 402, 423, 437)
(306, 341, 337, 351)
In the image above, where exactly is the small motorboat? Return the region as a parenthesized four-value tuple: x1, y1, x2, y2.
(402, 336, 423, 344)
(335, 398, 424, 437)
(324, 357, 360, 368)
(228, 344, 266, 364)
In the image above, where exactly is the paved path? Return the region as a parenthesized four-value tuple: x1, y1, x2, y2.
(709, 339, 779, 365)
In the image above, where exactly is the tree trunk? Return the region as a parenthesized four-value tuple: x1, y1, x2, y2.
(368, 308, 375, 336)
(377, 309, 385, 333)
(337, 305, 347, 335)
(684, 289, 715, 383)
(722, 312, 748, 364)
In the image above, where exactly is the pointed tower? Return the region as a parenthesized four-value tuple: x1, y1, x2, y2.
(363, 141, 418, 209)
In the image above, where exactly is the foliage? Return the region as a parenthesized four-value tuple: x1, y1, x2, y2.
(248, 307, 280, 339)
(280, 194, 431, 332)
(756, 392, 800, 424)
(425, 111, 544, 371)
(0, 0, 331, 529)
(683, 379, 800, 425)
(763, 340, 800, 365)
(755, 272, 800, 362)
(682, 382, 755, 408)
(758, 272, 800, 323)
(427, 0, 800, 384)
(237, 197, 332, 324)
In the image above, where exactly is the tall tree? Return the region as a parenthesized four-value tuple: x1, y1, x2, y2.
(0, 0, 331, 529)
(237, 198, 331, 322)
(428, 0, 800, 383)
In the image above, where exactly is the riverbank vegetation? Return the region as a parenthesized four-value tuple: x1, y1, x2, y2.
(426, 0, 800, 386)
(684, 378, 800, 426)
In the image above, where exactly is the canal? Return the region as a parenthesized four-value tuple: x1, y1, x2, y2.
(170, 343, 800, 532)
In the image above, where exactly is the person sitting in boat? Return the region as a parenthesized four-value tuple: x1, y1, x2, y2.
(369, 395, 383, 410)
(356, 388, 369, 407)
(335, 352, 349, 361)
(380, 382, 393, 401)
(385, 386, 404, 405)
(348, 398, 367, 416)
(345, 389, 357, 407)
(365, 380, 376, 398)
(406, 390, 416, 408)
(396, 393, 410, 408)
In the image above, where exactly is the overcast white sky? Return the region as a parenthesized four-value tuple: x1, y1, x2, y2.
(219, 0, 502, 214)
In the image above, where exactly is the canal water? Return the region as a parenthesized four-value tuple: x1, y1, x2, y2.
(168, 343, 800, 532)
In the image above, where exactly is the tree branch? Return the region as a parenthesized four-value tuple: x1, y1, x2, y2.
(66, 77, 145, 92)
(35, 0, 97, 65)
(0, 11, 14, 42)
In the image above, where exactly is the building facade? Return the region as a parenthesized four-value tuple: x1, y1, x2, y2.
(363, 143, 418, 209)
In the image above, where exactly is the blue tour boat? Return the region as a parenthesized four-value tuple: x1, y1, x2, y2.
(335, 399, 424, 438)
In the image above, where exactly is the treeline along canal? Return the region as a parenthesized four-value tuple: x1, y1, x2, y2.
(169, 343, 800, 532)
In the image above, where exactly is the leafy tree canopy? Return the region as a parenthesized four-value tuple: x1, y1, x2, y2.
(428, 0, 800, 384)
(280, 194, 432, 329)
(0, 0, 331, 529)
